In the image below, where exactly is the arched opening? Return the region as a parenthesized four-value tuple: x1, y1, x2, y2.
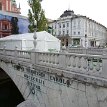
(0, 68, 24, 107)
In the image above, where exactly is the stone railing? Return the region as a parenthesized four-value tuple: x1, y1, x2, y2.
(67, 47, 106, 55)
(0, 48, 107, 79)
(35, 52, 103, 76)
(0, 48, 31, 63)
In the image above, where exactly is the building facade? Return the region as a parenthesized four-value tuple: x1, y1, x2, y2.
(0, 18, 12, 37)
(0, 0, 23, 37)
(0, 11, 29, 38)
(0, 0, 21, 14)
(49, 10, 107, 47)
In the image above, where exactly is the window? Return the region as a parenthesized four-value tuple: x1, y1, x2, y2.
(67, 23, 69, 27)
(59, 23, 61, 28)
(63, 23, 65, 28)
(66, 39, 68, 46)
(55, 24, 56, 29)
(85, 34, 87, 38)
(3, 25, 7, 30)
(74, 32, 76, 35)
(0, 3, 2, 10)
(78, 32, 80, 35)
(73, 39, 80, 45)
(63, 31, 65, 35)
(67, 30, 69, 34)
(5, 25, 7, 30)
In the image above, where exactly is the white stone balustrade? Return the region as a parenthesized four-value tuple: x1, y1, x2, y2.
(65, 53, 102, 74)
(0, 49, 4, 55)
(0, 48, 107, 78)
(38, 52, 59, 67)
(17, 50, 31, 59)
(5, 49, 15, 56)
(68, 47, 105, 55)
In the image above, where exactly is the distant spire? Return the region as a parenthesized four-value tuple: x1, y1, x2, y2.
(68, 0, 71, 10)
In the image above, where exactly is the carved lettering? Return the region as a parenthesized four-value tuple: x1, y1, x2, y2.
(49, 75, 69, 85)
(27, 81, 41, 94)
(24, 74, 45, 86)
(26, 68, 45, 78)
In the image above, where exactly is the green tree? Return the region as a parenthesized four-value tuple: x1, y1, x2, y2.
(28, 0, 48, 32)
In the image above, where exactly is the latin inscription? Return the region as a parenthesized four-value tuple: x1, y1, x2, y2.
(23, 67, 73, 95)
(26, 67, 45, 78)
(24, 74, 45, 86)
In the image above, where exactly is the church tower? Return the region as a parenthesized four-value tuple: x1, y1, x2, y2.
(0, 0, 21, 14)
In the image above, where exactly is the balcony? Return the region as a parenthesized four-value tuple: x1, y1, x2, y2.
(56, 34, 69, 37)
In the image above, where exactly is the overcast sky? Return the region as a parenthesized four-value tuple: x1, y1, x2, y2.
(16, 0, 107, 27)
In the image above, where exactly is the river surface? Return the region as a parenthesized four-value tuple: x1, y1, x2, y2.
(0, 70, 24, 107)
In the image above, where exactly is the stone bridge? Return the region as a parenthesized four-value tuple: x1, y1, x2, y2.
(0, 48, 107, 107)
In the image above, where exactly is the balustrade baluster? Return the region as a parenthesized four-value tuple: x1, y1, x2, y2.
(49, 54, 51, 64)
(54, 54, 57, 65)
(89, 58, 93, 70)
(55, 54, 59, 65)
(96, 59, 100, 71)
(50, 54, 52, 64)
(72, 56, 76, 67)
(43, 53, 45, 63)
(45, 53, 48, 63)
(69, 56, 73, 67)
(77, 57, 81, 68)
(44, 53, 46, 63)
(41, 53, 44, 62)
(67, 55, 71, 67)
(83, 57, 87, 69)
(53, 54, 55, 64)
(45, 53, 47, 63)
(52, 54, 55, 64)
(47, 54, 49, 63)
(50, 54, 53, 64)
(39, 53, 42, 62)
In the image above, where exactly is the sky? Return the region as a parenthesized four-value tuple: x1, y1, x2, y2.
(16, 0, 107, 27)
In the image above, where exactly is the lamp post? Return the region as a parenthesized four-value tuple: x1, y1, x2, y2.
(94, 38, 96, 47)
(33, 19, 37, 51)
(85, 34, 87, 48)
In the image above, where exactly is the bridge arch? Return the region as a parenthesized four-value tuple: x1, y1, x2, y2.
(0, 67, 24, 106)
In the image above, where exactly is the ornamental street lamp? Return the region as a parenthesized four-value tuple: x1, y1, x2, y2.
(85, 34, 87, 48)
(33, 19, 37, 50)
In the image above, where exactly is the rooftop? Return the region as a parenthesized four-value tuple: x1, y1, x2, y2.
(60, 10, 76, 18)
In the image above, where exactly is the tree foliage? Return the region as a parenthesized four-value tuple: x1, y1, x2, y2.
(28, 0, 48, 32)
